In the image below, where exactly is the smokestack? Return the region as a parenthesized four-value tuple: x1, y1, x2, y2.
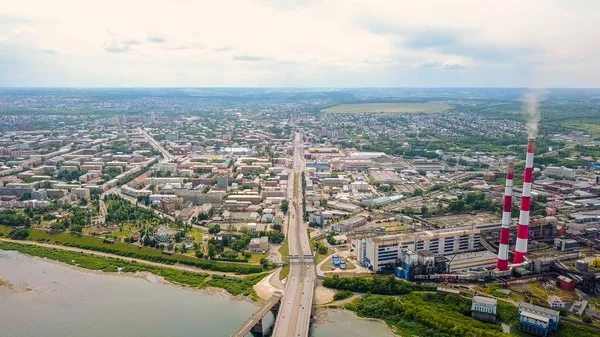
(513, 138, 535, 264)
(497, 161, 514, 271)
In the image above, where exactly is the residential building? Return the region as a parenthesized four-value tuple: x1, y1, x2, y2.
(249, 236, 269, 253)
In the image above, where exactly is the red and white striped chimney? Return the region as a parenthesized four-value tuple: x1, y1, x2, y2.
(513, 139, 535, 264)
(497, 161, 514, 271)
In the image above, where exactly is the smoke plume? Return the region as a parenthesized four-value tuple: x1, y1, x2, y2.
(523, 91, 542, 139)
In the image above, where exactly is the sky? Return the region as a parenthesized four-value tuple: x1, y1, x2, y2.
(1, 0, 599, 87)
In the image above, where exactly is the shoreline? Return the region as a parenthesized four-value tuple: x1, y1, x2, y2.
(0, 247, 262, 305)
(314, 307, 400, 337)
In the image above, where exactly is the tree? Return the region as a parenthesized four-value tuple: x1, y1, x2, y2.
(9, 229, 29, 240)
(420, 205, 429, 216)
(268, 230, 285, 244)
(70, 225, 83, 234)
(195, 249, 204, 258)
(559, 307, 569, 317)
(260, 257, 270, 270)
(281, 200, 289, 214)
(207, 243, 216, 259)
(327, 231, 337, 245)
(403, 206, 416, 216)
(582, 314, 592, 323)
(208, 224, 221, 234)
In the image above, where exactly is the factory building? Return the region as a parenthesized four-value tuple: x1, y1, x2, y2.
(517, 302, 560, 337)
(471, 296, 498, 323)
(354, 226, 482, 272)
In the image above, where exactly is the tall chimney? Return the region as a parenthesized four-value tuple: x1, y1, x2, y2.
(513, 139, 535, 264)
(497, 161, 514, 271)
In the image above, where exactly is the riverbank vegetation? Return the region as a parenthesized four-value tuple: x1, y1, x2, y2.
(333, 290, 353, 301)
(0, 225, 263, 275)
(341, 286, 599, 337)
(323, 275, 436, 295)
(0, 241, 264, 297)
(347, 293, 505, 337)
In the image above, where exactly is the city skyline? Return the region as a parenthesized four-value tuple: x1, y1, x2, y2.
(1, 0, 600, 87)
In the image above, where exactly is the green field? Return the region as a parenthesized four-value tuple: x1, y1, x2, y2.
(322, 103, 451, 114)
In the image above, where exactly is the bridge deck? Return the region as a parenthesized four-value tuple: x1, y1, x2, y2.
(230, 295, 281, 337)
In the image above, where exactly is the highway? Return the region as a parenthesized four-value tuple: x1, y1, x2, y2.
(139, 128, 174, 162)
(272, 132, 316, 337)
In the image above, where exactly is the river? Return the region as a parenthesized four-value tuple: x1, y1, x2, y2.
(0, 249, 395, 337)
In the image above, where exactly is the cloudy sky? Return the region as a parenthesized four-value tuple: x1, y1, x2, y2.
(1, 0, 599, 87)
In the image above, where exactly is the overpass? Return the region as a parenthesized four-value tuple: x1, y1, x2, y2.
(230, 294, 282, 337)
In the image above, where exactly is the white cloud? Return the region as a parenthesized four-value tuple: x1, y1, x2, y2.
(415, 60, 468, 70)
(0, 0, 599, 86)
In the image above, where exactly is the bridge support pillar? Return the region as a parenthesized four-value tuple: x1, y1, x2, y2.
(270, 299, 281, 314)
(250, 319, 263, 337)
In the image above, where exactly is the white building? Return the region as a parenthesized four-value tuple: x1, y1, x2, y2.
(249, 236, 269, 253)
(547, 295, 564, 309)
(354, 226, 481, 272)
(471, 296, 498, 323)
(543, 166, 575, 179)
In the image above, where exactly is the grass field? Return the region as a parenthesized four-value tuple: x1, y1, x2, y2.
(322, 103, 451, 114)
(561, 120, 600, 138)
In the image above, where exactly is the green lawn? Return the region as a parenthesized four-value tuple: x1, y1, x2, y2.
(0, 226, 12, 237)
(279, 263, 290, 281)
(247, 253, 267, 264)
(188, 229, 203, 243)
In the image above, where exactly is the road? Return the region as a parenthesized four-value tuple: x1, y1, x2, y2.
(272, 132, 316, 337)
(139, 128, 174, 162)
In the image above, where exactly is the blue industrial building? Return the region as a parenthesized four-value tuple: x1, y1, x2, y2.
(332, 255, 341, 268)
(517, 302, 560, 337)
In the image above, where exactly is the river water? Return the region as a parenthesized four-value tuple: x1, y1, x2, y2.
(0, 250, 395, 337)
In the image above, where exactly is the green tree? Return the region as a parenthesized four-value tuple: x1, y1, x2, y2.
(582, 314, 592, 323)
(207, 243, 216, 259)
(208, 224, 221, 234)
(260, 258, 270, 270)
(281, 200, 289, 214)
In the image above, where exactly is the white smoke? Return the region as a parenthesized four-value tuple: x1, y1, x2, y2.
(523, 91, 543, 139)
